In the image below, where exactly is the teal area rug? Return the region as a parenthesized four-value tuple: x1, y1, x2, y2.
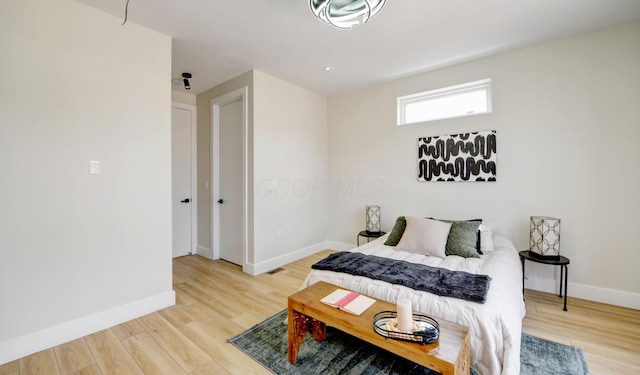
(229, 310, 589, 375)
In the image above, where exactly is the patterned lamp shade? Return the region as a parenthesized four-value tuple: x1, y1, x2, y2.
(529, 216, 561, 259)
(365, 206, 381, 233)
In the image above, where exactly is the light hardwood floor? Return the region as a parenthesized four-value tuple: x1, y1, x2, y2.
(2, 251, 639, 374)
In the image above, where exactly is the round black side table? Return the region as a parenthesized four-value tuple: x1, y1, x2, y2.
(519, 250, 570, 311)
(357, 231, 386, 246)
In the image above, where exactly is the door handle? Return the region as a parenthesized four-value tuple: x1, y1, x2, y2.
(180, 198, 190, 203)
(218, 199, 224, 204)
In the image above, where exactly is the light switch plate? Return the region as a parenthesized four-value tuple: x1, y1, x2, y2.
(89, 160, 100, 174)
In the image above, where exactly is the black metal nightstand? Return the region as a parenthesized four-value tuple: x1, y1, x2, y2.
(357, 231, 386, 246)
(519, 250, 570, 311)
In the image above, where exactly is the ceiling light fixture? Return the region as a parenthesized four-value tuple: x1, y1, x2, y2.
(310, 0, 386, 30)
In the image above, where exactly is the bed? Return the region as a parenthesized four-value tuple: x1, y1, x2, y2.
(301, 218, 525, 375)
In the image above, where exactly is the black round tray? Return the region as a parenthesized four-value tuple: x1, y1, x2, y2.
(373, 310, 439, 345)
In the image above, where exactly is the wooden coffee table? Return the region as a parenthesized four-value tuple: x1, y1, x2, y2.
(288, 281, 470, 375)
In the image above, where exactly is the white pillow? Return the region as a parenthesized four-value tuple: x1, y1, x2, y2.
(479, 224, 495, 253)
(396, 216, 452, 258)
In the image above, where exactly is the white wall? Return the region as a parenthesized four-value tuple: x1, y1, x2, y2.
(196, 70, 328, 274)
(327, 22, 640, 309)
(172, 90, 197, 106)
(196, 72, 253, 258)
(0, 0, 174, 363)
(252, 71, 329, 271)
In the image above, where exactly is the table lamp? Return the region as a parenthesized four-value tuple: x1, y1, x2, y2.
(529, 216, 561, 259)
(366, 205, 381, 234)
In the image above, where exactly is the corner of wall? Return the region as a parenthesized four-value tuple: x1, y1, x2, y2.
(172, 90, 197, 106)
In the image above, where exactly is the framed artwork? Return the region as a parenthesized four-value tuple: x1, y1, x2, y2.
(418, 130, 496, 182)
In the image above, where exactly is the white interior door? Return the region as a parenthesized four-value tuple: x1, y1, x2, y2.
(171, 104, 194, 258)
(218, 99, 243, 265)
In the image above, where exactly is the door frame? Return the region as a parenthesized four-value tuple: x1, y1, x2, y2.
(171, 101, 198, 256)
(211, 86, 248, 270)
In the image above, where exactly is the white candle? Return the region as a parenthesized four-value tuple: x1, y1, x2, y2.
(396, 297, 413, 332)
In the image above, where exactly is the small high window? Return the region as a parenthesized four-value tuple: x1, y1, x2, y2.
(397, 79, 492, 125)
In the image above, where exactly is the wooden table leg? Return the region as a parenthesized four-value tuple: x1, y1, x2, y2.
(288, 307, 309, 364)
(452, 332, 470, 375)
(310, 318, 326, 341)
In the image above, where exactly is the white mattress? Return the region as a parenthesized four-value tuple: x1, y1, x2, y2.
(302, 233, 525, 375)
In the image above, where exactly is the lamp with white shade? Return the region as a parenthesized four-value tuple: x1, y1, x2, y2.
(365, 205, 381, 234)
(529, 216, 561, 259)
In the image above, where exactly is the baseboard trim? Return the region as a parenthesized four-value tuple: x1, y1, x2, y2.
(195, 245, 213, 259)
(325, 240, 355, 252)
(244, 241, 357, 276)
(571, 282, 640, 310)
(246, 241, 331, 276)
(0, 290, 176, 365)
(525, 276, 640, 310)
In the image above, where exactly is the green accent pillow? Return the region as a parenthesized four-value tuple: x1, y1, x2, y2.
(384, 216, 482, 258)
(384, 216, 406, 246)
(439, 219, 482, 258)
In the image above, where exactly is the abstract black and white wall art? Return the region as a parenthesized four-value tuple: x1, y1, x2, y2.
(418, 130, 497, 182)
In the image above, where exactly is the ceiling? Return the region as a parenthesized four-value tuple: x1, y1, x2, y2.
(77, 0, 640, 97)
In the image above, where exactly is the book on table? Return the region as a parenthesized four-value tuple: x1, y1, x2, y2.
(320, 289, 376, 316)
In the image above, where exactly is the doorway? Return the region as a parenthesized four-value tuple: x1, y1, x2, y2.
(211, 87, 248, 269)
(171, 102, 197, 258)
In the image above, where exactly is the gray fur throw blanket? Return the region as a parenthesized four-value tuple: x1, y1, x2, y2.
(311, 252, 491, 303)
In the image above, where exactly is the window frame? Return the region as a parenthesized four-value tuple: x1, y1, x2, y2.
(397, 78, 492, 125)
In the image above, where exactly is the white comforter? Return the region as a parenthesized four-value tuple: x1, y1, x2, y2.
(301, 234, 525, 375)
